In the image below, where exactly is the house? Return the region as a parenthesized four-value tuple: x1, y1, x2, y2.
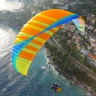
(87, 52, 96, 61)
(91, 14, 95, 18)
(80, 31, 87, 36)
(94, 46, 96, 51)
(53, 0, 59, 4)
(69, 24, 75, 32)
(91, 19, 96, 25)
(94, 46, 96, 55)
(77, 44, 81, 50)
(88, 25, 94, 30)
(62, 23, 75, 31)
(94, 28, 96, 32)
(75, 38, 80, 43)
(91, 41, 96, 47)
(80, 47, 88, 55)
(87, 46, 92, 51)
(31, 10, 36, 14)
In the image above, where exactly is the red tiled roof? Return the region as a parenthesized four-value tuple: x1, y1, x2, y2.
(88, 52, 96, 60)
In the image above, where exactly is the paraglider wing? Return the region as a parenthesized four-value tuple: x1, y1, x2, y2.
(72, 16, 85, 32)
(12, 9, 85, 75)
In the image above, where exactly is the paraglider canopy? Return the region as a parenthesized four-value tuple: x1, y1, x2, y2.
(12, 9, 85, 75)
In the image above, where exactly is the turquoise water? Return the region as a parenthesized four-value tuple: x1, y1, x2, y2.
(0, 27, 86, 96)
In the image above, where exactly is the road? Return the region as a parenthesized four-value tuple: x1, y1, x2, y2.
(51, 36, 96, 81)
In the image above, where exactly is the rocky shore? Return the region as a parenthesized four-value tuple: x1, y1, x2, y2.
(44, 46, 96, 96)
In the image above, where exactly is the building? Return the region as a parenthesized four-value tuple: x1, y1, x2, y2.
(87, 52, 96, 61)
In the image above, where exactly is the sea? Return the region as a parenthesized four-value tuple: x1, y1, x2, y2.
(0, 25, 87, 96)
(0, 0, 22, 11)
(0, 0, 86, 96)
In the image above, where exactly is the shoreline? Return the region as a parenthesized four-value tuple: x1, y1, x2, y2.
(43, 46, 96, 96)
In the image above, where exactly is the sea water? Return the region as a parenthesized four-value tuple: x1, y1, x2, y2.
(0, 26, 86, 96)
(0, 0, 22, 11)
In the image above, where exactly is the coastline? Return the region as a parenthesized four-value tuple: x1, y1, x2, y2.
(43, 46, 96, 96)
(43, 47, 57, 73)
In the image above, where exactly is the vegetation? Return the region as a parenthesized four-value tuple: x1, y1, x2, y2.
(0, 0, 56, 30)
(0, 0, 96, 92)
(53, 29, 96, 73)
(45, 41, 96, 92)
(45, 27, 96, 91)
(68, 0, 96, 15)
